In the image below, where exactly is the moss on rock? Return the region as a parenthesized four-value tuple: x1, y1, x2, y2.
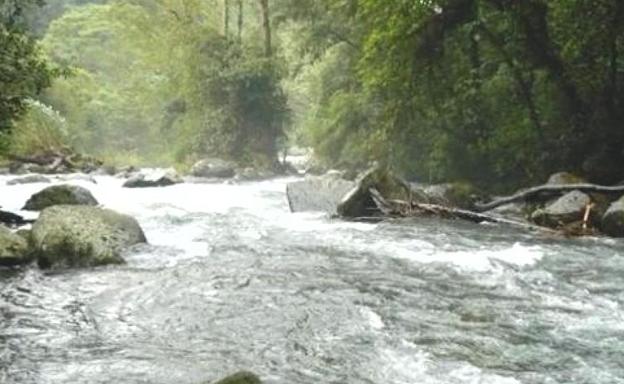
(31, 205, 146, 269)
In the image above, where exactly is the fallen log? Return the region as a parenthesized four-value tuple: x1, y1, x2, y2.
(369, 188, 555, 233)
(474, 183, 624, 212)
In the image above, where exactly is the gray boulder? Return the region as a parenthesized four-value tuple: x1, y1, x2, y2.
(6, 174, 51, 185)
(23, 184, 98, 211)
(337, 167, 422, 218)
(191, 158, 236, 178)
(123, 169, 182, 188)
(601, 195, 624, 237)
(31, 205, 147, 269)
(286, 173, 355, 214)
(531, 190, 591, 227)
(0, 226, 31, 267)
(209, 371, 262, 384)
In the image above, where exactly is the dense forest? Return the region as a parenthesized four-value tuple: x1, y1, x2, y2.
(1, 0, 623, 190)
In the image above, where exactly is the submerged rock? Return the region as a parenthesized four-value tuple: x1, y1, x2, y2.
(22, 184, 98, 211)
(601, 195, 624, 237)
(191, 158, 236, 178)
(337, 167, 419, 218)
(286, 173, 355, 214)
(531, 190, 591, 228)
(209, 371, 262, 384)
(0, 226, 31, 267)
(123, 169, 182, 188)
(6, 174, 51, 185)
(31, 205, 146, 269)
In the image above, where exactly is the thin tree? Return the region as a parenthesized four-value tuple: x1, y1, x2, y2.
(258, 0, 271, 57)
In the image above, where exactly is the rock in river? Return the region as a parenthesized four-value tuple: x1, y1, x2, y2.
(22, 184, 98, 211)
(531, 190, 591, 228)
(31, 205, 147, 269)
(123, 168, 182, 188)
(0, 225, 32, 267)
(337, 167, 418, 218)
(286, 173, 355, 214)
(601, 195, 624, 237)
(6, 174, 51, 185)
(208, 371, 262, 384)
(191, 158, 236, 178)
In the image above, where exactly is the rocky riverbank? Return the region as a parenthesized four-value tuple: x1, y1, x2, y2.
(286, 167, 624, 238)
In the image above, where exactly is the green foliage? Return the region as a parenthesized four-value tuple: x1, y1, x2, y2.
(37, 0, 287, 167)
(279, 0, 624, 190)
(0, 0, 56, 150)
(8, 98, 69, 156)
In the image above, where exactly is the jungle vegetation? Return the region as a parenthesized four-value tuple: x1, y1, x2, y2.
(1, 0, 623, 189)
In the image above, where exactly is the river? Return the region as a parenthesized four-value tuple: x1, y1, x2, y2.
(1, 174, 624, 384)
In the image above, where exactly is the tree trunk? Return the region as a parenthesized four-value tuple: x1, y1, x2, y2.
(237, 0, 243, 42)
(258, 0, 272, 57)
(474, 183, 624, 212)
(223, 0, 230, 37)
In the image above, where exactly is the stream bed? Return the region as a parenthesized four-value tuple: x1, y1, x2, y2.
(1, 175, 624, 384)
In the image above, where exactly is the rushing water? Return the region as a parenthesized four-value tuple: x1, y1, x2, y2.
(1, 174, 624, 384)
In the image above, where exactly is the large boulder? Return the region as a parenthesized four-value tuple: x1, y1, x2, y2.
(22, 184, 98, 211)
(337, 167, 421, 218)
(209, 371, 262, 384)
(191, 158, 236, 178)
(286, 173, 356, 214)
(531, 190, 591, 228)
(0, 226, 31, 267)
(123, 169, 182, 188)
(31, 205, 147, 269)
(601, 195, 624, 237)
(6, 174, 51, 185)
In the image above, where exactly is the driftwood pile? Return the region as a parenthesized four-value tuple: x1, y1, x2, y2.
(7, 149, 102, 174)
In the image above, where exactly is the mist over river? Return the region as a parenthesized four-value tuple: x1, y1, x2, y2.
(1, 174, 624, 384)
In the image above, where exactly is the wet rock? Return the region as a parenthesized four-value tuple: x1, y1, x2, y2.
(601, 195, 624, 237)
(423, 182, 482, 209)
(31, 205, 146, 269)
(0, 210, 30, 227)
(6, 174, 51, 185)
(546, 172, 586, 185)
(531, 190, 591, 228)
(123, 169, 182, 188)
(23, 184, 98, 211)
(337, 167, 419, 218)
(210, 371, 262, 384)
(286, 174, 355, 214)
(0, 226, 31, 267)
(191, 158, 236, 178)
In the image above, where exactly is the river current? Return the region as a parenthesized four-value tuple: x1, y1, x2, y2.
(1, 174, 623, 384)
